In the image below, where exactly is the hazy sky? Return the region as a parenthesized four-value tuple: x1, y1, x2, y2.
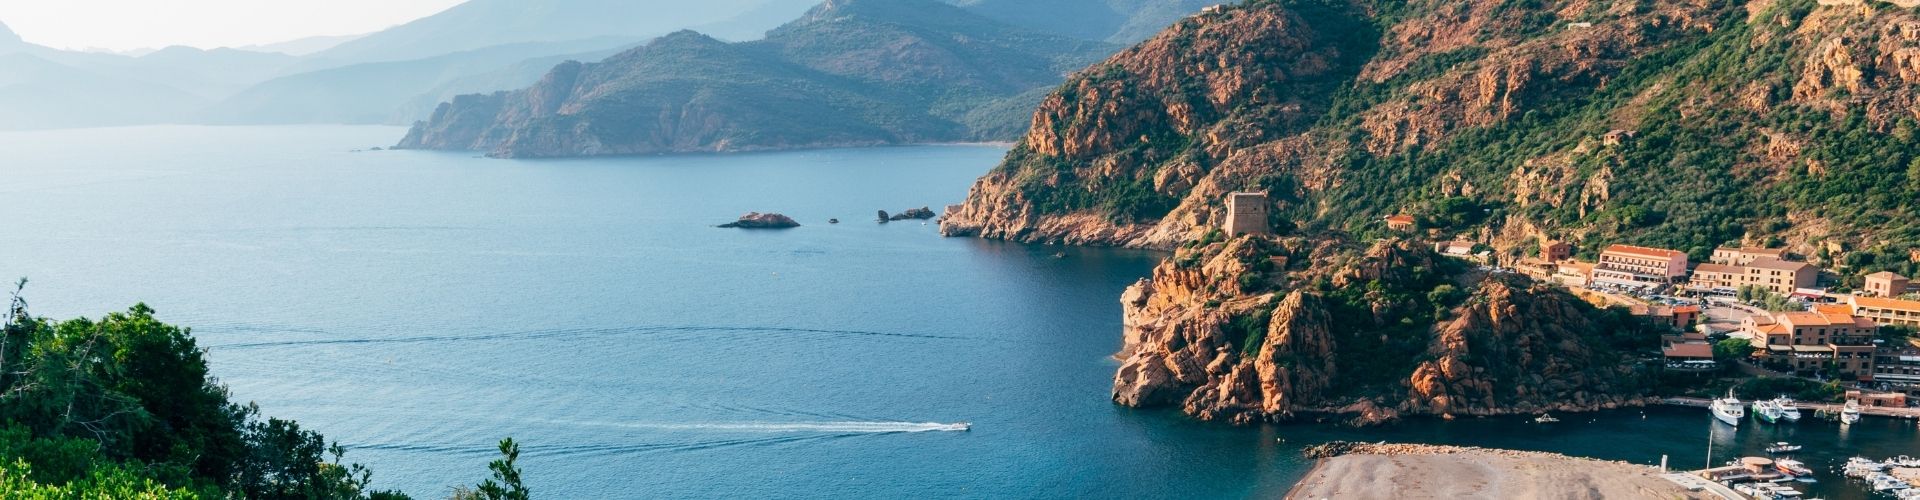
(0, 0, 467, 51)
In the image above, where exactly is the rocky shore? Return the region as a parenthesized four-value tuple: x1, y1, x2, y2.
(1287, 442, 1706, 499)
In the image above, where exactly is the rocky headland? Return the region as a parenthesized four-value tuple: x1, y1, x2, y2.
(1112, 235, 1658, 425)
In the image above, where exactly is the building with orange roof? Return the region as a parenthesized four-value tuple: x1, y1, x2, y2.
(1592, 244, 1688, 289)
(1847, 294, 1920, 328)
(1384, 215, 1416, 231)
(1744, 309, 1878, 380)
(1690, 263, 1743, 292)
(1740, 258, 1817, 295)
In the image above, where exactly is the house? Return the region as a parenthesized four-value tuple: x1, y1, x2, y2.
(1690, 263, 1743, 293)
(1436, 240, 1475, 256)
(1740, 258, 1817, 295)
(1745, 310, 1878, 381)
(1224, 192, 1270, 237)
(1554, 262, 1593, 287)
(1541, 240, 1573, 262)
(1384, 215, 1416, 231)
(1711, 246, 1788, 266)
(1591, 244, 1688, 289)
(1663, 341, 1717, 371)
(1864, 271, 1911, 297)
(1845, 390, 1908, 409)
(1634, 304, 1700, 330)
(1847, 294, 1920, 328)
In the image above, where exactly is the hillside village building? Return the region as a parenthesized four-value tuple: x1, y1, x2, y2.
(1591, 244, 1688, 289)
(1688, 247, 1815, 295)
(1541, 240, 1573, 262)
(1864, 271, 1912, 297)
(1711, 247, 1788, 266)
(1384, 215, 1415, 231)
(1743, 309, 1878, 380)
(1847, 294, 1920, 328)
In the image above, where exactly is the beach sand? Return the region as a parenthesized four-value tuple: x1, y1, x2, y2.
(1286, 443, 1711, 499)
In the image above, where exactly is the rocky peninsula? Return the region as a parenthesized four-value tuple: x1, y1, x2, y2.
(1287, 442, 1706, 500)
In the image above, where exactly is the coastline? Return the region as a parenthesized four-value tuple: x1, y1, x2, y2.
(1285, 442, 1708, 500)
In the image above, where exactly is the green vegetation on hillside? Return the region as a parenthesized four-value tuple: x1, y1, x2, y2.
(0, 281, 518, 499)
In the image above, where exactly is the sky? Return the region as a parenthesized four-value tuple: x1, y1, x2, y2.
(0, 0, 467, 51)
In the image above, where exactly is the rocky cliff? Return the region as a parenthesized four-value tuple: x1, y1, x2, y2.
(943, 0, 1920, 278)
(397, 0, 1115, 158)
(1113, 235, 1655, 424)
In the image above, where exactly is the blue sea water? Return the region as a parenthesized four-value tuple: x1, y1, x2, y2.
(0, 125, 1913, 498)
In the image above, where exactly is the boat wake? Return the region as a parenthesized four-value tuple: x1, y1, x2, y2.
(554, 420, 970, 434)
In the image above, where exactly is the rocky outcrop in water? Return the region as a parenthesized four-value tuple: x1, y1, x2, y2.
(718, 212, 801, 229)
(1113, 236, 1655, 424)
(886, 207, 937, 221)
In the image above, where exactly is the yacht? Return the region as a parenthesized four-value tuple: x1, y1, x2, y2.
(1774, 397, 1802, 422)
(1534, 413, 1560, 424)
(1754, 399, 1784, 423)
(1841, 400, 1862, 425)
(1765, 442, 1803, 454)
(1711, 390, 1745, 426)
(1775, 458, 1815, 477)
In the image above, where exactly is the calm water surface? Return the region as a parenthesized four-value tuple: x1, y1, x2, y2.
(0, 126, 1913, 498)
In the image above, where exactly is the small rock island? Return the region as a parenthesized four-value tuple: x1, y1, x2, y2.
(879, 207, 937, 223)
(718, 212, 801, 229)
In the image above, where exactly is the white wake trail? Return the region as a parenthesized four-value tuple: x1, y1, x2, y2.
(546, 420, 969, 433)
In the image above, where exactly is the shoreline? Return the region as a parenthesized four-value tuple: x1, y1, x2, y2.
(1286, 442, 1709, 499)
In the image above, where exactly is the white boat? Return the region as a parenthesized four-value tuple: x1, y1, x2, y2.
(1846, 457, 1887, 478)
(1711, 391, 1745, 426)
(1841, 400, 1862, 425)
(1534, 413, 1560, 423)
(1889, 455, 1920, 468)
(1774, 397, 1802, 422)
(1776, 458, 1814, 477)
(1754, 399, 1783, 423)
(1871, 473, 1911, 492)
(1765, 442, 1803, 454)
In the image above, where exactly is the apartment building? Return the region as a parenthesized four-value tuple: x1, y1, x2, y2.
(1711, 246, 1788, 266)
(1745, 309, 1879, 380)
(1591, 244, 1688, 289)
(1848, 294, 1920, 328)
(1864, 271, 1912, 297)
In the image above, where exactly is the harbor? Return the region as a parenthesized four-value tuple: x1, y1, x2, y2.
(1650, 396, 1920, 499)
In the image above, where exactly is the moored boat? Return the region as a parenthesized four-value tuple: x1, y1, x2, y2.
(1711, 391, 1745, 426)
(1534, 413, 1559, 424)
(1765, 442, 1803, 454)
(1841, 400, 1862, 425)
(1754, 399, 1783, 423)
(1774, 397, 1802, 422)
(1775, 458, 1814, 477)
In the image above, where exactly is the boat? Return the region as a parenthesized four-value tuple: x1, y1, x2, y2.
(1846, 457, 1887, 478)
(1765, 442, 1803, 454)
(1871, 473, 1911, 492)
(1889, 456, 1920, 468)
(1534, 413, 1560, 423)
(1754, 399, 1783, 423)
(1711, 390, 1745, 426)
(1774, 397, 1802, 422)
(1841, 400, 1862, 425)
(1776, 458, 1814, 477)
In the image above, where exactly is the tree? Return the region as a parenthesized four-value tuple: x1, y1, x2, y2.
(1713, 338, 1752, 362)
(1908, 156, 1920, 193)
(468, 438, 528, 500)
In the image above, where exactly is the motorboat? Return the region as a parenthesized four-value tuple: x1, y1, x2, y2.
(1534, 414, 1560, 423)
(1754, 399, 1783, 423)
(1871, 473, 1912, 492)
(1765, 442, 1803, 454)
(1774, 397, 1802, 422)
(1711, 390, 1745, 426)
(1841, 400, 1862, 425)
(1889, 456, 1920, 468)
(1845, 457, 1887, 478)
(1775, 458, 1814, 477)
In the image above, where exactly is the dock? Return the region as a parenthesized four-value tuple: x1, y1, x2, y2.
(1660, 397, 1920, 420)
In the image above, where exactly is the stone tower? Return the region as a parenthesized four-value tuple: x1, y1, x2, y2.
(1224, 192, 1270, 236)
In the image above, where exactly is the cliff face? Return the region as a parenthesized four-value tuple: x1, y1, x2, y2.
(1114, 236, 1654, 424)
(397, 0, 1114, 158)
(943, 0, 1920, 265)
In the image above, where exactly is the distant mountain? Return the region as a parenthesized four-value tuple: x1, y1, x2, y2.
(397, 0, 1114, 158)
(946, 0, 1225, 43)
(0, 53, 208, 130)
(308, 0, 821, 65)
(236, 34, 365, 56)
(202, 37, 640, 125)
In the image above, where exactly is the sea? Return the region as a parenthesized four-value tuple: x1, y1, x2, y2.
(0, 125, 1913, 498)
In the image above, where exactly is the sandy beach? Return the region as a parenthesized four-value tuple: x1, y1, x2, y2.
(1286, 443, 1711, 499)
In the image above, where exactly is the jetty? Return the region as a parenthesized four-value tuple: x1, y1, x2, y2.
(1661, 397, 1920, 420)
